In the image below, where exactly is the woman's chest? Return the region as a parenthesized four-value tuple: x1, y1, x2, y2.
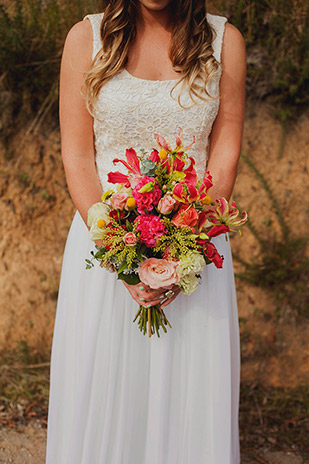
(125, 31, 180, 81)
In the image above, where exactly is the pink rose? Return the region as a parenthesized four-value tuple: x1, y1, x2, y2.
(123, 232, 137, 246)
(139, 258, 179, 289)
(110, 192, 129, 210)
(172, 204, 199, 229)
(157, 194, 177, 215)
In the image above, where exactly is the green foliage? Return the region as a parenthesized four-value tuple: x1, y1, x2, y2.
(0, 0, 307, 131)
(215, 0, 309, 121)
(0, 0, 101, 125)
(154, 218, 199, 258)
(233, 153, 309, 315)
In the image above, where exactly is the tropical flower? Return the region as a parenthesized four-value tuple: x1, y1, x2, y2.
(203, 242, 224, 268)
(108, 148, 142, 187)
(207, 198, 248, 234)
(154, 127, 195, 155)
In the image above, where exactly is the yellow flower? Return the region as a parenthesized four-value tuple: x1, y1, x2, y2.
(97, 219, 106, 228)
(126, 197, 136, 208)
(201, 194, 212, 205)
(101, 190, 114, 201)
(159, 149, 168, 159)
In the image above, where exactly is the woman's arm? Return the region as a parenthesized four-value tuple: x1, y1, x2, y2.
(59, 19, 103, 228)
(207, 22, 247, 202)
(60, 19, 172, 306)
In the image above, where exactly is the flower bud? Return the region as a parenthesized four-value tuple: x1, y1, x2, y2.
(138, 181, 155, 193)
(126, 197, 136, 208)
(159, 149, 168, 159)
(97, 219, 106, 228)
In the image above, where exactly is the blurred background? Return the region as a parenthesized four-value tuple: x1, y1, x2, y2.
(0, 0, 308, 462)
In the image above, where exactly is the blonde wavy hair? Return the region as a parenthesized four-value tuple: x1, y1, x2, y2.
(84, 0, 221, 113)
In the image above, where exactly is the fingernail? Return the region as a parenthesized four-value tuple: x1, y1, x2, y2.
(140, 298, 145, 302)
(147, 304, 151, 308)
(159, 295, 164, 299)
(139, 286, 145, 291)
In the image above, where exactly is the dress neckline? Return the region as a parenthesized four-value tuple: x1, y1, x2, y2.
(121, 68, 181, 84)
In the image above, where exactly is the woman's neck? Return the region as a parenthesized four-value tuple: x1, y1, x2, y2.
(136, 3, 173, 33)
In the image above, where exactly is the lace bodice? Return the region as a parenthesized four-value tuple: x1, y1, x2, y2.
(83, 12, 227, 192)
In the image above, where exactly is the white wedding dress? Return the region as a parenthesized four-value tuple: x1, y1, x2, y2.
(45, 12, 240, 464)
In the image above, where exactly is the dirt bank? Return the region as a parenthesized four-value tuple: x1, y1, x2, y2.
(0, 102, 308, 388)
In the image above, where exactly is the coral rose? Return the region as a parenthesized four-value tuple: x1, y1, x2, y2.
(157, 194, 177, 215)
(123, 232, 137, 247)
(139, 258, 180, 289)
(172, 204, 199, 229)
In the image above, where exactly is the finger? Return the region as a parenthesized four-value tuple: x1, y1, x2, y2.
(145, 287, 181, 308)
(137, 287, 167, 303)
(161, 287, 181, 307)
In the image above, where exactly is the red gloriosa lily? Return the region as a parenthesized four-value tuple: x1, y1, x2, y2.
(113, 148, 141, 175)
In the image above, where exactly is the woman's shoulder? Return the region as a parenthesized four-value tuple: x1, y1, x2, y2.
(61, 19, 93, 72)
(64, 18, 93, 48)
(207, 12, 245, 62)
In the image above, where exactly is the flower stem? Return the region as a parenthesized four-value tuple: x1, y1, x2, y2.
(148, 307, 151, 338)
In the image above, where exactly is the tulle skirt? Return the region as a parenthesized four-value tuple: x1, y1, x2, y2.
(45, 209, 240, 464)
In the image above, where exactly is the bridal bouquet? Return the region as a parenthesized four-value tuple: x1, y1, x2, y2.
(86, 128, 248, 338)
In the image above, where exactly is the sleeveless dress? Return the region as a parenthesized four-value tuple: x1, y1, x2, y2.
(45, 12, 240, 464)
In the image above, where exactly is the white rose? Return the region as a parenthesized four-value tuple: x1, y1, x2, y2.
(178, 274, 199, 295)
(177, 251, 205, 278)
(87, 202, 110, 228)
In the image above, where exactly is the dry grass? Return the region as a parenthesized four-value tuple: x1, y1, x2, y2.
(0, 341, 308, 460)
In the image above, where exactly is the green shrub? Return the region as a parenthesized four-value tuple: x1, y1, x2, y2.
(0, 0, 308, 129)
(215, 0, 309, 121)
(0, 0, 100, 126)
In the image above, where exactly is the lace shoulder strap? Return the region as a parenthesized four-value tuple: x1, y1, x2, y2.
(83, 12, 104, 60)
(206, 13, 228, 64)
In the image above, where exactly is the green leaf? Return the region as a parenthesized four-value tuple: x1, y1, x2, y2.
(117, 260, 128, 274)
(117, 272, 141, 285)
(126, 220, 133, 231)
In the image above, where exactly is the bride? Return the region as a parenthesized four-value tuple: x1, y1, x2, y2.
(45, 1, 246, 463)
